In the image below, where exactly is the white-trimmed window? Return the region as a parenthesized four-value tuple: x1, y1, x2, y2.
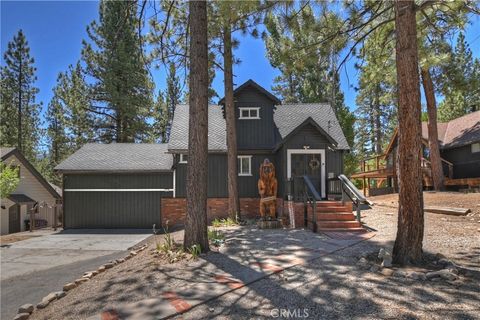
(237, 156, 252, 176)
(472, 143, 480, 153)
(239, 107, 260, 120)
(179, 154, 188, 163)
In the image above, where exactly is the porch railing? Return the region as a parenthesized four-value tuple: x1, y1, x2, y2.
(302, 175, 321, 233)
(338, 174, 367, 223)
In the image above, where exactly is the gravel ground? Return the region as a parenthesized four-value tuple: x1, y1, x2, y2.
(30, 192, 480, 319)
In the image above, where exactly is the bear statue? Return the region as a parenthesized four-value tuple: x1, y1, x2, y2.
(258, 158, 278, 220)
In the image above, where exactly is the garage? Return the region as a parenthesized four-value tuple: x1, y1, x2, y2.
(55, 144, 174, 229)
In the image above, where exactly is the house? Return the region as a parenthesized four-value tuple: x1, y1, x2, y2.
(1, 147, 61, 235)
(351, 110, 480, 196)
(55, 80, 351, 229)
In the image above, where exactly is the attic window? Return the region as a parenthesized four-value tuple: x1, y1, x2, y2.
(239, 107, 260, 120)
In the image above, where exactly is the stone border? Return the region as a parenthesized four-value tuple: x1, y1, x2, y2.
(13, 244, 149, 320)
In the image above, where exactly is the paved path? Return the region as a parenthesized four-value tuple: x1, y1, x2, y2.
(89, 228, 375, 320)
(1, 229, 150, 319)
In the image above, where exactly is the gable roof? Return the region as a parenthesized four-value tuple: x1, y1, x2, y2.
(168, 104, 227, 152)
(55, 143, 173, 173)
(274, 103, 350, 150)
(386, 111, 480, 155)
(1, 147, 61, 199)
(218, 79, 281, 105)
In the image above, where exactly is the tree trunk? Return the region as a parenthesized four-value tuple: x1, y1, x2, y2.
(184, 0, 209, 253)
(392, 0, 424, 265)
(223, 26, 240, 221)
(18, 58, 23, 153)
(421, 67, 444, 191)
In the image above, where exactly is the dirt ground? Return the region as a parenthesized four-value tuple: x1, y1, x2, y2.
(29, 192, 480, 320)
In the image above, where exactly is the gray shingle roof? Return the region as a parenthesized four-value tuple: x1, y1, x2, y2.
(168, 104, 227, 152)
(274, 103, 350, 150)
(55, 143, 173, 172)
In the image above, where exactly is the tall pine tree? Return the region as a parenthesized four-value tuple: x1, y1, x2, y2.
(82, 0, 153, 143)
(0, 30, 42, 161)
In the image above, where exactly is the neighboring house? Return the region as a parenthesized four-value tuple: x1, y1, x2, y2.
(352, 111, 480, 196)
(1, 147, 61, 235)
(55, 80, 350, 229)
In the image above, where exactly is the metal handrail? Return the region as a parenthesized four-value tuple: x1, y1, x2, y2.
(338, 174, 367, 222)
(302, 175, 320, 232)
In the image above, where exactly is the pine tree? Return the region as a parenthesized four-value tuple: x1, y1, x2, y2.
(150, 90, 169, 143)
(45, 96, 69, 184)
(438, 33, 480, 121)
(0, 30, 42, 161)
(165, 63, 182, 139)
(82, 0, 154, 143)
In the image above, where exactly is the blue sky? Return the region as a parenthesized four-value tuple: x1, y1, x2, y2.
(2, 1, 480, 123)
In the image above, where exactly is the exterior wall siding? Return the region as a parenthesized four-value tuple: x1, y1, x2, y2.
(441, 144, 480, 179)
(63, 173, 173, 229)
(234, 89, 277, 149)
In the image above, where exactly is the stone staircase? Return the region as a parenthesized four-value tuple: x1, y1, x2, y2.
(305, 201, 364, 232)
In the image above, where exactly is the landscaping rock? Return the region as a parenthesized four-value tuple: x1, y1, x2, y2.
(55, 291, 66, 299)
(369, 265, 380, 273)
(393, 270, 407, 278)
(36, 300, 50, 309)
(82, 272, 94, 279)
(98, 266, 106, 272)
(104, 262, 115, 269)
(18, 304, 34, 314)
(380, 268, 394, 276)
(426, 269, 458, 281)
(378, 248, 392, 267)
(75, 278, 89, 285)
(43, 292, 57, 303)
(124, 255, 132, 260)
(63, 282, 76, 291)
(407, 271, 427, 281)
(130, 251, 138, 256)
(116, 258, 125, 264)
(14, 313, 30, 320)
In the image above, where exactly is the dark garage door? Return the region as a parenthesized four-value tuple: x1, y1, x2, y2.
(64, 173, 173, 229)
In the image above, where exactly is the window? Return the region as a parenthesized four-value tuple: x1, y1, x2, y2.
(239, 107, 260, 120)
(179, 154, 188, 163)
(237, 156, 252, 176)
(472, 143, 480, 153)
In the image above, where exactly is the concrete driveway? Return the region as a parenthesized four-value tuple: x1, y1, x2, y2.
(1, 229, 151, 319)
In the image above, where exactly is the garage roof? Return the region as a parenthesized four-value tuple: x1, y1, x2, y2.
(55, 143, 173, 173)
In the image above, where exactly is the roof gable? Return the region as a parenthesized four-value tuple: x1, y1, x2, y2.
(1, 148, 60, 199)
(274, 103, 349, 150)
(218, 79, 281, 105)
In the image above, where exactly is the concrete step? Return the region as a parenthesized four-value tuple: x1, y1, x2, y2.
(317, 220, 362, 229)
(314, 213, 356, 221)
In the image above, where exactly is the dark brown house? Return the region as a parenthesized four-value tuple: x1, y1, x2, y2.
(55, 80, 351, 229)
(352, 110, 480, 196)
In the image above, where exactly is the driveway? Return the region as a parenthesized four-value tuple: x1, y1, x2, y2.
(1, 229, 151, 319)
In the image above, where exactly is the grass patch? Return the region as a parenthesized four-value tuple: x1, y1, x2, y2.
(211, 217, 237, 228)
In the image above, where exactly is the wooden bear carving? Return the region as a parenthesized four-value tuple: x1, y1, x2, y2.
(258, 158, 278, 220)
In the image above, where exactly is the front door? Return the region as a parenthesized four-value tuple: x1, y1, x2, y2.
(8, 204, 21, 234)
(291, 153, 322, 197)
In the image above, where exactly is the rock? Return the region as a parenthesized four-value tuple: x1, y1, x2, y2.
(55, 291, 66, 299)
(116, 258, 125, 264)
(124, 255, 132, 260)
(98, 266, 106, 272)
(63, 282, 76, 291)
(14, 313, 30, 320)
(369, 265, 380, 273)
(104, 262, 115, 269)
(130, 251, 138, 256)
(407, 271, 426, 281)
(380, 268, 394, 276)
(36, 300, 50, 309)
(18, 304, 34, 314)
(393, 270, 407, 278)
(43, 292, 57, 303)
(357, 257, 370, 269)
(426, 269, 458, 281)
(82, 272, 93, 279)
(378, 248, 392, 268)
(209, 307, 215, 312)
(75, 278, 89, 285)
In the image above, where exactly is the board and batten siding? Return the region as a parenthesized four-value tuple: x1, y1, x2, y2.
(234, 89, 277, 150)
(63, 172, 173, 229)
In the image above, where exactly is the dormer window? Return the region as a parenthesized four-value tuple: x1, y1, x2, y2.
(239, 107, 260, 120)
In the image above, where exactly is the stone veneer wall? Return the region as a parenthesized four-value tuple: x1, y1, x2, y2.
(161, 198, 285, 228)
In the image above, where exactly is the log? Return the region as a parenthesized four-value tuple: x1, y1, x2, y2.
(424, 206, 471, 216)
